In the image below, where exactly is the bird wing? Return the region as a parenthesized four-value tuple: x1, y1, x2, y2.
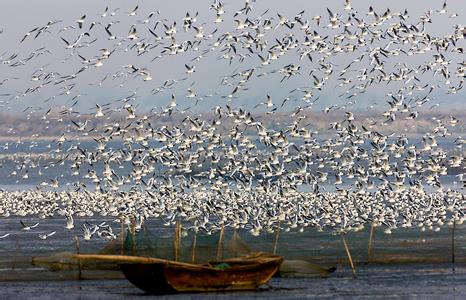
(60, 37, 70, 45)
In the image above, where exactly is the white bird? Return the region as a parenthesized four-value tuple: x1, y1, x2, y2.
(170, 94, 177, 107)
(61, 32, 90, 49)
(344, 0, 352, 11)
(254, 94, 274, 109)
(437, 1, 447, 14)
(185, 64, 195, 74)
(140, 70, 152, 81)
(39, 231, 56, 240)
(65, 214, 74, 230)
(82, 224, 98, 240)
(128, 5, 139, 16)
(76, 15, 86, 29)
(21, 220, 39, 231)
(0, 233, 10, 239)
(100, 6, 109, 18)
(95, 104, 104, 117)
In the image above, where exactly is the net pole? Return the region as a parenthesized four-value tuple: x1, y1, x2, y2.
(120, 217, 124, 255)
(191, 231, 197, 263)
(273, 221, 281, 255)
(232, 227, 238, 257)
(174, 221, 180, 262)
(367, 223, 375, 263)
(75, 235, 82, 280)
(132, 218, 136, 256)
(216, 225, 225, 260)
(178, 222, 182, 260)
(341, 234, 356, 278)
(452, 220, 456, 272)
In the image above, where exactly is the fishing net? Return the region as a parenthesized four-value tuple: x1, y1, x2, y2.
(12, 218, 466, 281)
(113, 224, 255, 263)
(98, 221, 466, 266)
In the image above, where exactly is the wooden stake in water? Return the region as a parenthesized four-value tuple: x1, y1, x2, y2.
(367, 223, 375, 263)
(452, 221, 456, 272)
(273, 222, 281, 255)
(173, 223, 178, 261)
(75, 235, 82, 280)
(341, 234, 357, 278)
(120, 218, 124, 255)
(191, 231, 197, 263)
(173, 221, 181, 262)
(178, 223, 182, 260)
(232, 228, 238, 257)
(131, 217, 136, 256)
(216, 225, 225, 260)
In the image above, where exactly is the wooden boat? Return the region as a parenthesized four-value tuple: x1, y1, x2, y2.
(73, 252, 283, 294)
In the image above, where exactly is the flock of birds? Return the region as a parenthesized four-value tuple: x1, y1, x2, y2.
(0, 0, 464, 242)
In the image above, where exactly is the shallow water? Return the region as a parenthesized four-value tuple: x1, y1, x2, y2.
(0, 264, 464, 299)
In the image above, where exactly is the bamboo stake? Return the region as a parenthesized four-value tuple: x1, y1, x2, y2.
(367, 223, 375, 263)
(73, 252, 274, 266)
(232, 228, 238, 257)
(179, 223, 182, 255)
(452, 220, 456, 272)
(341, 234, 356, 278)
(273, 222, 281, 255)
(216, 225, 225, 260)
(191, 231, 197, 263)
(173, 223, 178, 262)
(73, 253, 240, 268)
(174, 221, 180, 262)
(131, 217, 136, 256)
(120, 218, 124, 255)
(74, 235, 82, 280)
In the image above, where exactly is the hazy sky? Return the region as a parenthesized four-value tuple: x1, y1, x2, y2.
(0, 0, 464, 115)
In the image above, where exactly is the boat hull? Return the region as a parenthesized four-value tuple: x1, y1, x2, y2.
(120, 254, 282, 294)
(120, 263, 176, 294)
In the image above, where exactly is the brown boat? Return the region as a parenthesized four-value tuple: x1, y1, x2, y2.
(73, 252, 283, 294)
